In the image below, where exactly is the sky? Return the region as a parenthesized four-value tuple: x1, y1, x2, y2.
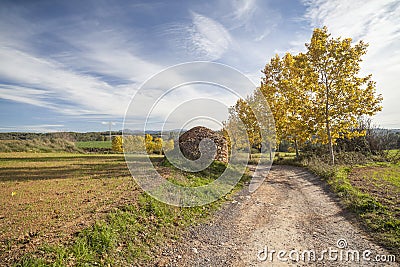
(0, 0, 399, 132)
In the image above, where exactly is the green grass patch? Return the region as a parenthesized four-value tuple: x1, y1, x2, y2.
(387, 149, 400, 157)
(75, 141, 112, 149)
(369, 165, 400, 189)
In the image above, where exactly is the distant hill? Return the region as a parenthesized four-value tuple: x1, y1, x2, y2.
(123, 129, 187, 137)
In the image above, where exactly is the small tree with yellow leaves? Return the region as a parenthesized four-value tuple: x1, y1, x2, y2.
(112, 136, 123, 152)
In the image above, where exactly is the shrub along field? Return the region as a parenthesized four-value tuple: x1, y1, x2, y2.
(0, 152, 250, 266)
(0, 139, 113, 153)
(0, 139, 81, 153)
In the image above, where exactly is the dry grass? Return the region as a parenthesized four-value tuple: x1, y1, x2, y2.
(0, 153, 139, 264)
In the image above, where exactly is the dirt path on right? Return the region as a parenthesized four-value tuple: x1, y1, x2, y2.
(158, 165, 398, 266)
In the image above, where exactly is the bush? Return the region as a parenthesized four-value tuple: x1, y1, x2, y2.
(112, 136, 123, 152)
(298, 150, 373, 167)
(300, 156, 337, 179)
(0, 138, 81, 153)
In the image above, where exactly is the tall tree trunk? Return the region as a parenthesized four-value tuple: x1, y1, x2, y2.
(249, 146, 252, 160)
(294, 138, 299, 160)
(265, 141, 272, 161)
(326, 121, 335, 165)
(269, 142, 272, 161)
(324, 77, 335, 165)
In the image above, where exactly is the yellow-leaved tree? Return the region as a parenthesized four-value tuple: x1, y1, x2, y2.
(234, 98, 261, 157)
(112, 136, 123, 152)
(145, 134, 154, 154)
(223, 94, 275, 161)
(223, 108, 247, 153)
(260, 53, 316, 158)
(305, 27, 383, 164)
(123, 135, 145, 153)
(162, 139, 174, 153)
(153, 137, 163, 155)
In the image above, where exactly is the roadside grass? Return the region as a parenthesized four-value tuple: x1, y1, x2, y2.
(75, 141, 112, 149)
(274, 152, 296, 161)
(302, 157, 400, 256)
(1, 153, 250, 266)
(237, 152, 292, 165)
(387, 149, 400, 157)
(385, 149, 400, 163)
(17, 193, 225, 266)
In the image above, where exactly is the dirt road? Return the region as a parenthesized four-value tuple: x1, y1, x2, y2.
(157, 165, 398, 266)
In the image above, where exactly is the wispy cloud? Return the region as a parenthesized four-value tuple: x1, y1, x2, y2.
(226, 0, 281, 42)
(0, 84, 50, 108)
(161, 12, 233, 61)
(0, 8, 164, 119)
(0, 45, 131, 116)
(189, 12, 233, 60)
(232, 0, 257, 24)
(58, 28, 164, 83)
(304, 0, 400, 55)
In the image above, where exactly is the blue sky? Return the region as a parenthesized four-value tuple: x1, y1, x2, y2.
(0, 0, 399, 132)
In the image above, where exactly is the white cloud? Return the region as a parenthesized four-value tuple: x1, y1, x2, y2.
(226, 0, 281, 42)
(2, 1, 397, 131)
(162, 12, 233, 61)
(58, 29, 163, 83)
(188, 12, 233, 60)
(0, 84, 56, 110)
(0, 46, 132, 116)
(0, 11, 165, 119)
(232, 0, 257, 22)
(123, 62, 257, 130)
(304, 0, 400, 54)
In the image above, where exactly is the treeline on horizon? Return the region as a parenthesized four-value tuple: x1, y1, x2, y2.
(0, 130, 171, 142)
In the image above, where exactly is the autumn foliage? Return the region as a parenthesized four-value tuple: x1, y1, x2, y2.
(225, 27, 382, 164)
(118, 134, 174, 154)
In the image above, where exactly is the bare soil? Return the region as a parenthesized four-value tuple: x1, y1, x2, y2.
(156, 165, 398, 266)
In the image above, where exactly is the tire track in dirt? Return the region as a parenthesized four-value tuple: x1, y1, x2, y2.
(157, 165, 398, 266)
